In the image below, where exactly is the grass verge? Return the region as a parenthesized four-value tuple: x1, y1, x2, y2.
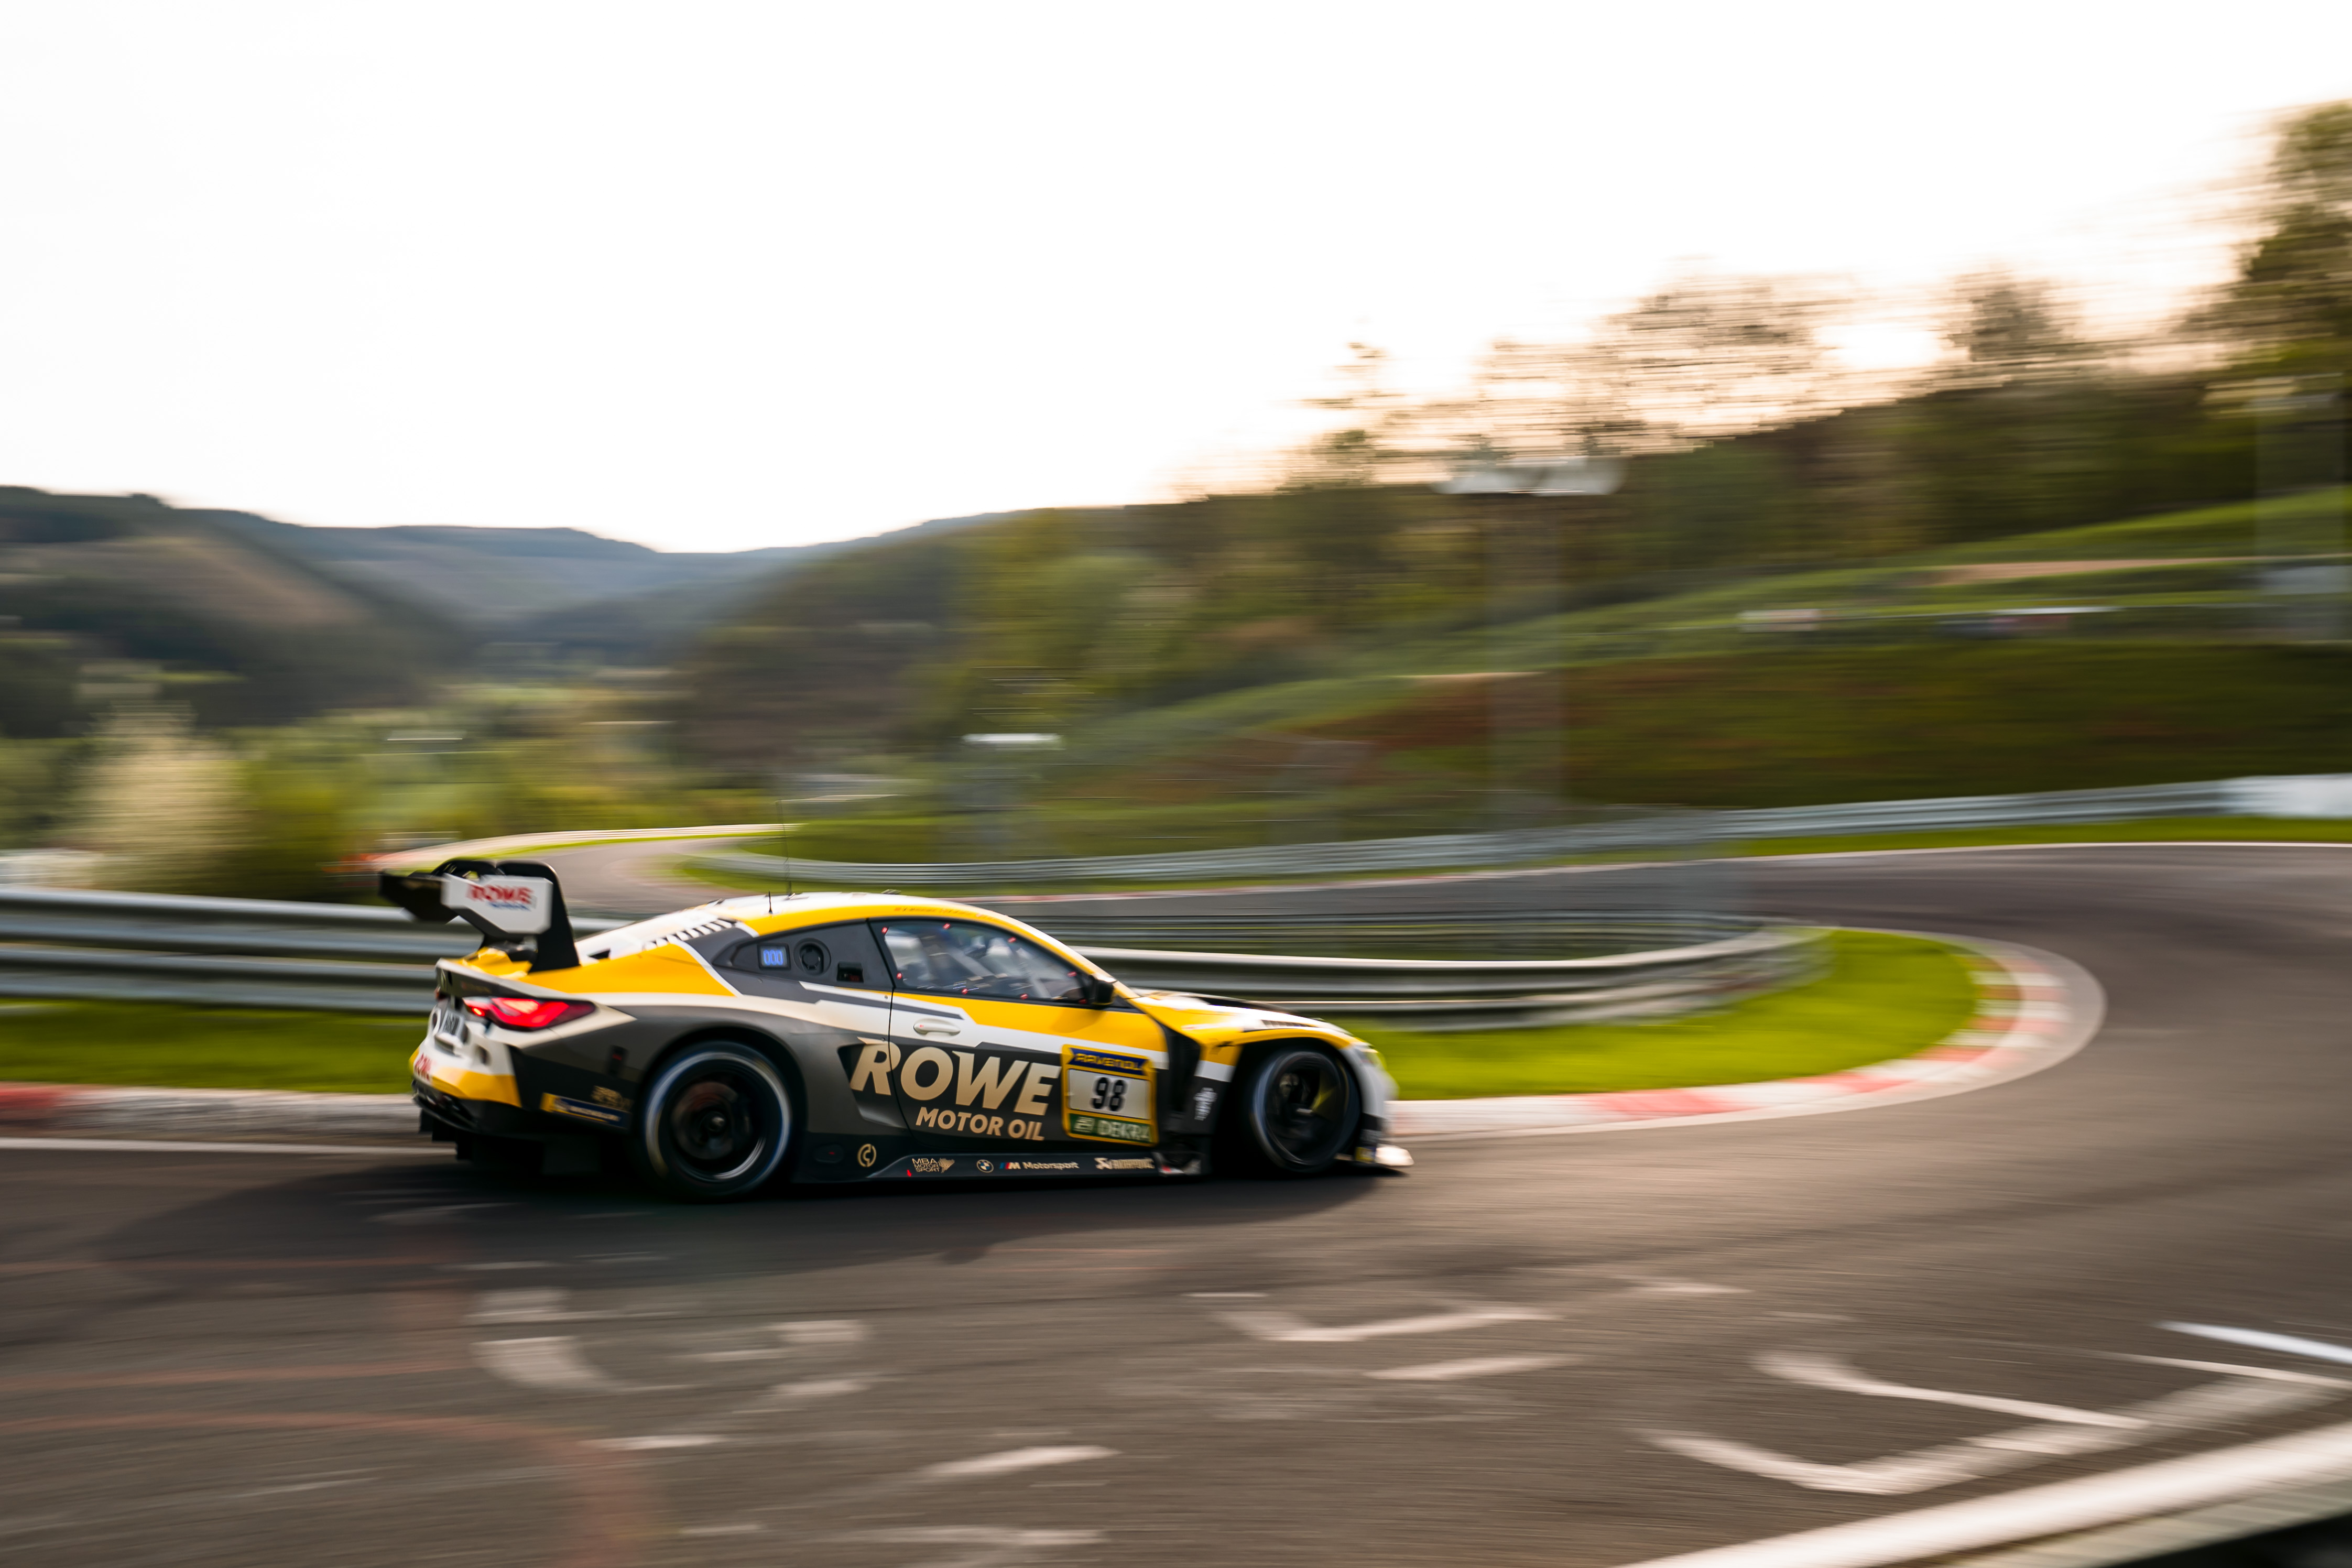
(0, 1002, 419, 1094)
(1346, 929, 1978, 1100)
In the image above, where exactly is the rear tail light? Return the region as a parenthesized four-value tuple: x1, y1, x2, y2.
(461, 996, 593, 1030)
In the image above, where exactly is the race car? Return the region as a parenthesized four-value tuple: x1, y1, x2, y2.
(381, 858, 1409, 1200)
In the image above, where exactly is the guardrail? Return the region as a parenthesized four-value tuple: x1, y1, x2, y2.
(0, 887, 625, 1014)
(0, 887, 1812, 1030)
(691, 772, 2352, 891)
(1086, 923, 1815, 1030)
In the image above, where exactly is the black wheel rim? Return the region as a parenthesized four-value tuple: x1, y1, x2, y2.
(1258, 1051, 1351, 1166)
(666, 1070, 769, 1183)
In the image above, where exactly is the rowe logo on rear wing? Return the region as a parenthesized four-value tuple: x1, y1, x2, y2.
(445, 875, 552, 934)
(379, 857, 581, 972)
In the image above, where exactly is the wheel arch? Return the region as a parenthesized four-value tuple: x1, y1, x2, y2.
(641, 1022, 809, 1118)
(1220, 1035, 1373, 1142)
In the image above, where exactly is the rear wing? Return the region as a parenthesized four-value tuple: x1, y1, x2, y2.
(378, 858, 581, 972)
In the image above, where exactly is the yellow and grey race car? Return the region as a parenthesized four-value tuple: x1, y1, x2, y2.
(381, 859, 1408, 1200)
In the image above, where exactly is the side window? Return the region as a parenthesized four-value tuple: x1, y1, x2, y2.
(728, 922, 884, 989)
(874, 919, 1089, 1003)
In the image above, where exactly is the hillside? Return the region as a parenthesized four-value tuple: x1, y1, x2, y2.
(216, 518, 815, 621)
(671, 379, 2312, 778)
(676, 486, 2350, 863)
(670, 360, 2317, 776)
(223, 507, 1014, 665)
(487, 510, 1015, 664)
(0, 489, 1018, 734)
(0, 488, 462, 732)
(722, 632, 2352, 865)
(1036, 488, 2352, 813)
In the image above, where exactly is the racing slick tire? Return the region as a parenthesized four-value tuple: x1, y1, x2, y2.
(628, 1040, 795, 1202)
(1222, 1041, 1361, 1178)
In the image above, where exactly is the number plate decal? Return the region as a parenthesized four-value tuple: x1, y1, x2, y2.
(1060, 1046, 1156, 1145)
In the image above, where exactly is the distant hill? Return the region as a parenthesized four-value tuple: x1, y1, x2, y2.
(0, 487, 1013, 733)
(218, 508, 1014, 663)
(0, 488, 462, 733)
(212, 518, 811, 622)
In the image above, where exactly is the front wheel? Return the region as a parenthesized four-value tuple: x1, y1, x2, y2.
(1225, 1042, 1360, 1177)
(628, 1041, 794, 1201)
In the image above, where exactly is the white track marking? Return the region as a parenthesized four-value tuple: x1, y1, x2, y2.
(1367, 1354, 1574, 1381)
(2164, 1323, 2352, 1367)
(2128, 1354, 2352, 1387)
(680, 1523, 764, 1537)
(1609, 1417, 2352, 1568)
(589, 1434, 722, 1451)
(475, 1337, 638, 1393)
(1757, 1352, 2144, 1427)
(230, 1474, 372, 1499)
(1620, 1276, 1746, 1297)
(469, 1288, 575, 1325)
(697, 1321, 869, 1360)
(771, 1376, 870, 1401)
(0, 1137, 441, 1156)
(1652, 1432, 1926, 1494)
(919, 1446, 1116, 1481)
(1221, 1305, 1553, 1343)
(847, 1526, 1103, 1568)
(775, 1319, 868, 1346)
(1650, 1368, 2344, 1496)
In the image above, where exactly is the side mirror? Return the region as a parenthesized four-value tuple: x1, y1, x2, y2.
(1079, 974, 1117, 1007)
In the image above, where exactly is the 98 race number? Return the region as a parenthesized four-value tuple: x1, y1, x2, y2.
(1061, 1047, 1155, 1145)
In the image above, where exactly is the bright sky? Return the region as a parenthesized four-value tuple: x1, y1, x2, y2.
(2, 1, 2347, 553)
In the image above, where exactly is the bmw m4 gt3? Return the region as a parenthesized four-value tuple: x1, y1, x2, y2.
(383, 860, 1407, 1200)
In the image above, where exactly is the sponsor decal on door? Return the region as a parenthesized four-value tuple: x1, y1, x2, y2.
(845, 1039, 1064, 1140)
(1061, 1046, 1155, 1145)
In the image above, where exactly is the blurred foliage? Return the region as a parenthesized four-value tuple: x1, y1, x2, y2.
(66, 711, 249, 892)
(0, 639, 84, 738)
(0, 740, 74, 851)
(2197, 101, 2352, 376)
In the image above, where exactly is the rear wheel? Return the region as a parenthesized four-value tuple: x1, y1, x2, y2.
(628, 1041, 794, 1201)
(1225, 1042, 1359, 1177)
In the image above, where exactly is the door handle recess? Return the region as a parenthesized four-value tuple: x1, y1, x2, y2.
(911, 1021, 962, 1037)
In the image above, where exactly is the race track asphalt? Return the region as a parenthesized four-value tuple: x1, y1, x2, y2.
(2, 845, 2349, 1567)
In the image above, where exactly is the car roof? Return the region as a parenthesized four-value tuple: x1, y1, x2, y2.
(578, 890, 1076, 964)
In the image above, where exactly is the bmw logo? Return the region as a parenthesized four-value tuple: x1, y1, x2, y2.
(976, 1159, 995, 1173)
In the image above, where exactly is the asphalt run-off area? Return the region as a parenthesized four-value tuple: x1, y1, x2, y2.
(1, 844, 2348, 1566)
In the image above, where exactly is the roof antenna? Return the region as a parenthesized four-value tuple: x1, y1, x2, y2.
(783, 822, 794, 899)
